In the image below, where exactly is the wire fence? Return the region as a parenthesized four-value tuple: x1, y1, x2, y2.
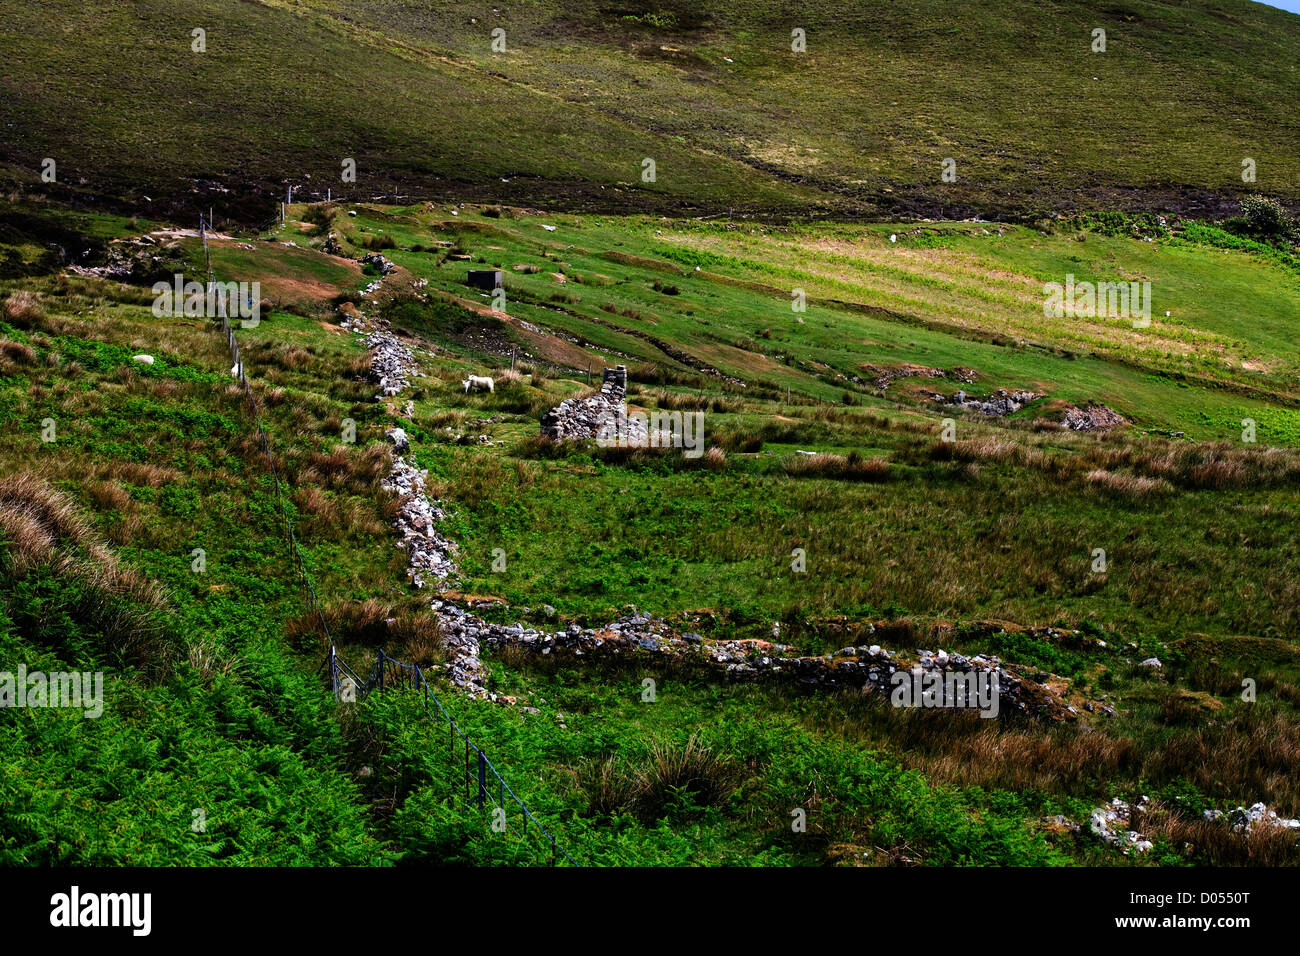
(328, 645, 577, 866)
(196, 215, 577, 866)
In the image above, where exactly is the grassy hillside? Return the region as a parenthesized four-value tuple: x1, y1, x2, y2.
(3, 199, 1299, 866)
(2, 0, 1298, 219)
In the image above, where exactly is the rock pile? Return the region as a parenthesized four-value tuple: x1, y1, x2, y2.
(360, 252, 396, 276)
(428, 597, 493, 697)
(1062, 403, 1126, 431)
(385, 426, 410, 454)
(540, 365, 646, 444)
(865, 364, 978, 391)
(361, 325, 417, 397)
(942, 388, 1039, 416)
(1089, 797, 1154, 854)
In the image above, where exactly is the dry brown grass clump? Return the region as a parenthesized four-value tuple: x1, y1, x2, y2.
(0, 337, 39, 374)
(0, 473, 170, 665)
(2, 290, 44, 326)
(286, 596, 443, 665)
(576, 736, 742, 821)
(784, 451, 889, 481)
(296, 442, 391, 494)
(648, 388, 744, 413)
(1084, 469, 1174, 498)
(0, 473, 108, 571)
(928, 437, 1044, 467)
(1091, 439, 1300, 490)
(818, 701, 1139, 794)
(292, 485, 339, 533)
(1143, 710, 1300, 813)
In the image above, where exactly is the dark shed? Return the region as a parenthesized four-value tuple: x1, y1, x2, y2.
(467, 269, 503, 290)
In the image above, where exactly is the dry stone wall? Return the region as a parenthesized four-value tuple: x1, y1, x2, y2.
(350, 322, 1076, 718)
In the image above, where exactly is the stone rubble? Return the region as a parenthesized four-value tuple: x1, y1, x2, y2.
(1205, 802, 1300, 833)
(939, 388, 1039, 417)
(539, 365, 647, 444)
(1089, 797, 1154, 854)
(1062, 403, 1127, 431)
(864, 363, 978, 391)
(357, 321, 418, 397)
(360, 252, 396, 276)
(379, 456, 458, 589)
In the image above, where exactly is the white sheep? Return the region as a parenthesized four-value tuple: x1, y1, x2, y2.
(462, 375, 495, 393)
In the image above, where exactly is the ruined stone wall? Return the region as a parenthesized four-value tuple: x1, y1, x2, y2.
(540, 365, 646, 444)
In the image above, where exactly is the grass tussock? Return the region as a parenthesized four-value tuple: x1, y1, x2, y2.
(0, 336, 39, 374)
(1084, 469, 1175, 498)
(1086, 440, 1300, 489)
(928, 437, 1044, 467)
(648, 388, 744, 413)
(577, 736, 743, 822)
(783, 451, 889, 481)
(298, 442, 391, 494)
(2, 289, 44, 327)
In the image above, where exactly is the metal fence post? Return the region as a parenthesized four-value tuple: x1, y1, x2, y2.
(477, 752, 486, 809)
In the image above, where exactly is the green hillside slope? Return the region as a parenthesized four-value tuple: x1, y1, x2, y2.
(2, 0, 1298, 220)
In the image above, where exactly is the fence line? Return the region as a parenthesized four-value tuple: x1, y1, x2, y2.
(196, 216, 576, 865)
(329, 645, 577, 866)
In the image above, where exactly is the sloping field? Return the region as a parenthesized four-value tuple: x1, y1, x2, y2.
(2, 0, 1298, 219)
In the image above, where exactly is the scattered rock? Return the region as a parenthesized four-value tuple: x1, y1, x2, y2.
(1062, 403, 1126, 431)
(1090, 797, 1153, 854)
(940, 388, 1038, 416)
